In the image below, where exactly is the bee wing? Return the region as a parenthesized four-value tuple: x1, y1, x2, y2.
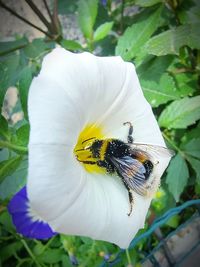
(110, 156, 148, 196)
(129, 143, 175, 163)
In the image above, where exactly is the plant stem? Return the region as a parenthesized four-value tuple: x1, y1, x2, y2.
(20, 239, 42, 267)
(40, 236, 56, 254)
(0, 44, 28, 57)
(125, 249, 132, 265)
(0, 0, 51, 38)
(120, 0, 125, 33)
(42, 0, 53, 22)
(162, 132, 180, 152)
(52, 0, 62, 40)
(0, 140, 28, 153)
(25, 0, 51, 30)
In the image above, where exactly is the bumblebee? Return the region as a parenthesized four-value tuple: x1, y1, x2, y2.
(75, 122, 174, 216)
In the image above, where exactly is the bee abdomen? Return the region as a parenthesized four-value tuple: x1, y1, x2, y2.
(143, 160, 153, 180)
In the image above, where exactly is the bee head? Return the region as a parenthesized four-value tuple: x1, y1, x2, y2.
(81, 137, 96, 150)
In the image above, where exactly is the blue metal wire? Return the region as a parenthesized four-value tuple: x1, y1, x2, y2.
(100, 199, 200, 267)
(141, 213, 200, 265)
(130, 199, 200, 248)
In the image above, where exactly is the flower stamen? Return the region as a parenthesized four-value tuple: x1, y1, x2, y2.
(74, 123, 106, 173)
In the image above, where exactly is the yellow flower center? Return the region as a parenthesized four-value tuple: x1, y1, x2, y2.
(74, 124, 106, 173)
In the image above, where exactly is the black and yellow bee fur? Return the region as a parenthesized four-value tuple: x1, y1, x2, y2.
(75, 122, 155, 216)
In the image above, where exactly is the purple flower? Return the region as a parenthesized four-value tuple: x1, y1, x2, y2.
(104, 253, 111, 261)
(101, 0, 107, 6)
(8, 186, 56, 239)
(69, 253, 78, 265)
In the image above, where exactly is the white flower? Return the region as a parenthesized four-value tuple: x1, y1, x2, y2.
(26, 47, 171, 248)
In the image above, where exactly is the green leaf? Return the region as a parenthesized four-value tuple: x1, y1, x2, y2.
(173, 73, 196, 97)
(0, 54, 20, 108)
(135, 0, 162, 7)
(146, 23, 200, 56)
(0, 210, 15, 231)
(38, 248, 64, 264)
(181, 138, 200, 159)
(15, 124, 30, 147)
(60, 40, 83, 51)
(58, 0, 78, 14)
(0, 115, 9, 140)
(137, 56, 174, 80)
(0, 242, 22, 262)
(166, 215, 180, 228)
(187, 157, 200, 184)
(0, 37, 28, 56)
(18, 67, 32, 119)
(78, 0, 98, 39)
(94, 22, 113, 42)
(159, 96, 200, 129)
(181, 123, 200, 143)
(178, 0, 200, 24)
(137, 56, 183, 107)
(141, 73, 178, 107)
(0, 155, 23, 183)
(24, 39, 50, 58)
(61, 255, 73, 267)
(166, 154, 189, 202)
(115, 7, 162, 61)
(33, 242, 46, 256)
(0, 159, 27, 200)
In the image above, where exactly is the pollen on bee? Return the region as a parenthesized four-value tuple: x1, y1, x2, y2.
(74, 123, 106, 174)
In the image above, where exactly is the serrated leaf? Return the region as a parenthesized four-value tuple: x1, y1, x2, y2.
(115, 7, 162, 61)
(166, 154, 189, 202)
(135, 0, 162, 7)
(0, 37, 28, 56)
(18, 67, 32, 119)
(187, 157, 200, 184)
(78, 0, 98, 39)
(173, 73, 196, 97)
(159, 96, 200, 129)
(146, 23, 200, 56)
(137, 56, 174, 81)
(0, 155, 23, 184)
(61, 39, 83, 51)
(137, 56, 181, 107)
(181, 138, 200, 159)
(94, 21, 113, 42)
(141, 73, 178, 107)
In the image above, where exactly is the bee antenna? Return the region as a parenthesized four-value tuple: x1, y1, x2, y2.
(82, 137, 96, 145)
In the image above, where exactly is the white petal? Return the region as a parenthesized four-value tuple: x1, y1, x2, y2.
(28, 144, 152, 248)
(28, 48, 172, 248)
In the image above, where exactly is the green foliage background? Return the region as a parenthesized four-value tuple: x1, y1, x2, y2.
(0, 0, 200, 266)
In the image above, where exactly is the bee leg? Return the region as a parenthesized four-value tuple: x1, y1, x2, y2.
(123, 122, 133, 144)
(127, 190, 134, 216)
(120, 177, 134, 216)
